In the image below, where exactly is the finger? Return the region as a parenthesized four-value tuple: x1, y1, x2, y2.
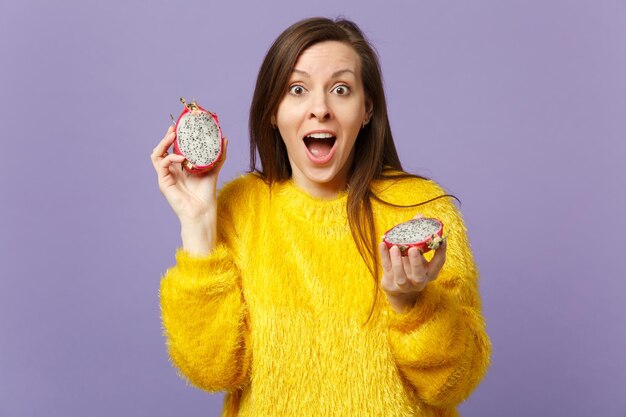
(379, 243, 394, 290)
(401, 255, 414, 282)
(151, 129, 177, 165)
(379, 242, 392, 274)
(389, 246, 408, 287)
(222, 137, 229, 160)
(426, 240, 447, 281)
(151, 131, 176, 165)
(217, 137, 229, 165)
(408, 247, 428, 284)
(157, 153, 186, 180)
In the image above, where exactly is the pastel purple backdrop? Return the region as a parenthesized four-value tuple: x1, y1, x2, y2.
(1, 1, 624, 416)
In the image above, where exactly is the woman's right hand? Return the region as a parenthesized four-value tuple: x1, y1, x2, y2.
(150, 125, 229, 255)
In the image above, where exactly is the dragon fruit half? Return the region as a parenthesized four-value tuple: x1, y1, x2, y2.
(173, 97, 224, 174)
(383, 217, 445, 256)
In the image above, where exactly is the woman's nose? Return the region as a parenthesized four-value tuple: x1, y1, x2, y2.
(308, 93, 331, 121)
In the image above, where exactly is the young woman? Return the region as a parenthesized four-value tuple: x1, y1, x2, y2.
(151, 17, 490, 417)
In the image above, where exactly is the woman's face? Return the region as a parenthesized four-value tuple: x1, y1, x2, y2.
(274, 41, 371, 199)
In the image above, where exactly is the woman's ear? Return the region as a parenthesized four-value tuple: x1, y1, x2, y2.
(271, 115, 277, 129)
(362, 104, 374, 129)
(365, 100, 374, 123)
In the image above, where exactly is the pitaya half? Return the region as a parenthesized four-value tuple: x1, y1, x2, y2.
(173, 97, 224, 174)
(383, 217, 445, 256)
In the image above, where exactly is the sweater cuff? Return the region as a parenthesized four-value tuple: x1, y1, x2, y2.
(387, 285, 444, 332)
(175, 245, 231, 271)
(167, 244, 239, 294)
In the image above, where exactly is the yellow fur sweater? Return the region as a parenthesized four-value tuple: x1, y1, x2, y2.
(160, 173, 490, 416)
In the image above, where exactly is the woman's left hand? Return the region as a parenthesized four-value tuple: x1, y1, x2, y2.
(379, 214, 447, 313)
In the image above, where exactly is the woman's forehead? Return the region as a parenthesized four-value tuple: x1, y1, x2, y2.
(292, 41, 360, 76)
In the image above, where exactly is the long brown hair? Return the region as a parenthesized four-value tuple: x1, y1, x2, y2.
(249, 17, 440, 319)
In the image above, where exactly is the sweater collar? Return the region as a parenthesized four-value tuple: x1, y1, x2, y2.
(271, 179, 349, 224)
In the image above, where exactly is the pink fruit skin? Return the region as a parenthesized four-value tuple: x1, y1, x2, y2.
(173, 103, 224, 174)
(383, 218, 444, 256)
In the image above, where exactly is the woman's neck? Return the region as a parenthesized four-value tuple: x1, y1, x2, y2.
(290, 173, 348, 200)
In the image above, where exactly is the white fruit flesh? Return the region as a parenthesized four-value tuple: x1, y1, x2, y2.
(177, 111, 221, 166)
(385, 218, 441, 244)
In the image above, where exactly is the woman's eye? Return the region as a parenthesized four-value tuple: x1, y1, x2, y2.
(333, 85, 350, 96)
(289, 85, 306, 95)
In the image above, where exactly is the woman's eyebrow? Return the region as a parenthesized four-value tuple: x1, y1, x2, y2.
(331, 69, 356, 78)
(291, 69, 356, 78)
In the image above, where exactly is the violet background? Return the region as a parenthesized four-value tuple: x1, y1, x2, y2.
(1, 0, 625, 416)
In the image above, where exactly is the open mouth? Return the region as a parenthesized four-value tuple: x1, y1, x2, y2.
(303, 132, 336, 160)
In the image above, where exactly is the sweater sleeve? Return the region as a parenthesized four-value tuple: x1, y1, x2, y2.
(159, 179, 252, 393)
(385, 195, 491, 408)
